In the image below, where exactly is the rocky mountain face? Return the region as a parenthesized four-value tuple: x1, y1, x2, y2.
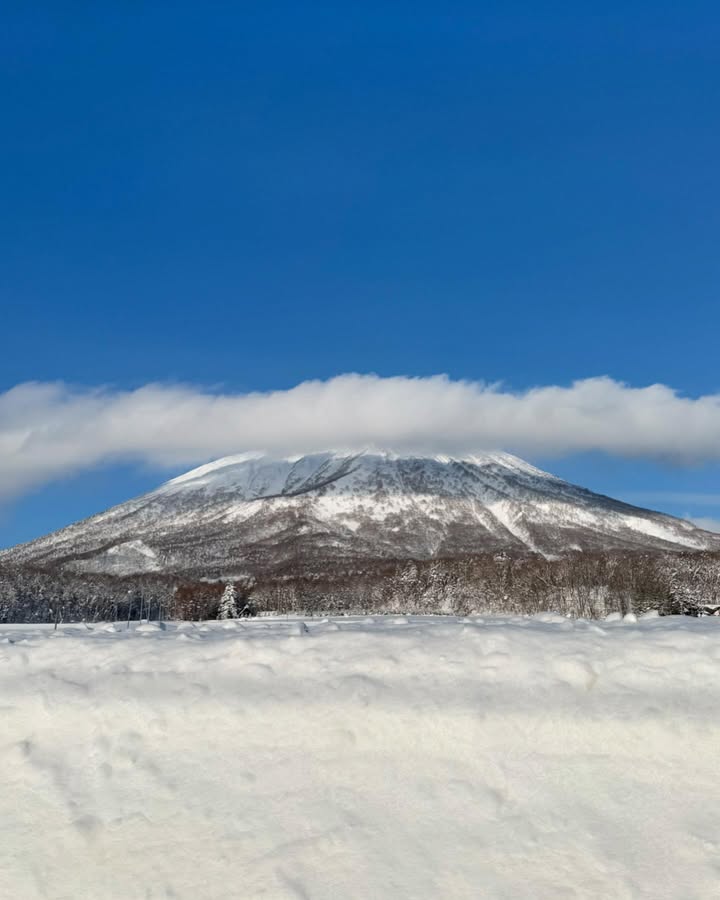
(2, 450, 719, 577)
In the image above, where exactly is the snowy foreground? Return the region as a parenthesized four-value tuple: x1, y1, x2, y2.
(2, 615, 720, 899)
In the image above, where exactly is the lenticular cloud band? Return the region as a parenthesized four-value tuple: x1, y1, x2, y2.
(1, 374, 720, 500)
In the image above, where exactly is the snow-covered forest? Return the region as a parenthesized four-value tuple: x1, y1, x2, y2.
(2, 551, 719, 623)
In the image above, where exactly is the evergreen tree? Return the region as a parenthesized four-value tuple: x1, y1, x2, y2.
(218, 583, 239, 619)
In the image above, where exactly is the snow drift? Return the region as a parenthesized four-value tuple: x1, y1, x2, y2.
(2, 614, 719, 898)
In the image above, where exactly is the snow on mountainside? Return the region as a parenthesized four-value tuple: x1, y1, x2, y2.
(2, 450, 719, 576)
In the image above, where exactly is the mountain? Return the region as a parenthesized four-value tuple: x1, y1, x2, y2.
(2, 450, 719, 576)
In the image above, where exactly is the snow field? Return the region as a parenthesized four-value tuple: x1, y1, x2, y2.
(2, 614, 720, 899)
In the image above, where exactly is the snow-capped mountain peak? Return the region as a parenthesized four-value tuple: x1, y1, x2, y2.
(2, 450, 719, 576)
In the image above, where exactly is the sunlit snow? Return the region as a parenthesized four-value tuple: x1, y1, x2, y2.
(2, 614, 719, 898)
(5, 451, 719, 577)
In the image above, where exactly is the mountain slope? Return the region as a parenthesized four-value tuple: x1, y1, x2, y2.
(2, 450, 719, 576)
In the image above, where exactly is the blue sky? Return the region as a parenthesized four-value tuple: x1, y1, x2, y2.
(2, 1, 720, 547)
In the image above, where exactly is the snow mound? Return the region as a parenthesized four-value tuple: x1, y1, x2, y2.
(2, 615, 720, 898)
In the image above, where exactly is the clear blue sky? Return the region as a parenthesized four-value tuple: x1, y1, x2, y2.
(2, 1, 720, 547)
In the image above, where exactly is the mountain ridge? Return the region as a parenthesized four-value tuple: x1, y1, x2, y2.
(2, 449, 719, 576)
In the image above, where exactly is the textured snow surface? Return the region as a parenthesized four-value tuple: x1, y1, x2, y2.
(2, 615, 720, 899)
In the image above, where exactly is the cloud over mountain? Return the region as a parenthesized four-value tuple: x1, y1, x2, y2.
(2, 374, 720, 501)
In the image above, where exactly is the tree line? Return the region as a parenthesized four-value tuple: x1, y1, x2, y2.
(1, 551, 719, 623)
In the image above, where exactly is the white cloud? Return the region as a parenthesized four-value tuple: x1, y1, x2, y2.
(2, 374, 720, 501)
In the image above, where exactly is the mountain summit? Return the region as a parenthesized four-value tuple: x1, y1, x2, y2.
(3, 450, 718, 576)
